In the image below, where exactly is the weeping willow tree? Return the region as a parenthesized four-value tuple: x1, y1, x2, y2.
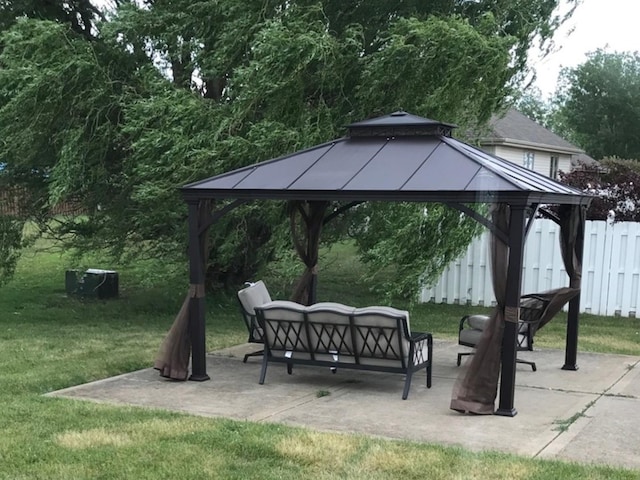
(0, 0, 578, 295)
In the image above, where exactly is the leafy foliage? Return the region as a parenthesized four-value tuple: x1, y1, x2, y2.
(0, 216, 24, 286)
(559, 158, 640, 221)
(350, 203, 482, 299)
(514, 87, 554, 127)
(554, 51, 640, 160)
(0, 0, 104, 40)
(0, 0, 577, 294)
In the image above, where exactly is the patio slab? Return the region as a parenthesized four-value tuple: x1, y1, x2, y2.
(49, 340, 640, 471)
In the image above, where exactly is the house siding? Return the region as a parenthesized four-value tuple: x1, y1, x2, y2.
(484, 145, 572, 178)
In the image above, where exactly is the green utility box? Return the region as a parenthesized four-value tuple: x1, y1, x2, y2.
(65, 269, 119, 299)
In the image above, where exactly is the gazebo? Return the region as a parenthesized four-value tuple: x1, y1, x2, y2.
(156, 111, 592, 416)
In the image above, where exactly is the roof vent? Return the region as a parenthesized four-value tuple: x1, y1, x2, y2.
(347, 111, 456, 138)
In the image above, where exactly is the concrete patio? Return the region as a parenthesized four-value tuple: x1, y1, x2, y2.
(49, 340, 640, 471)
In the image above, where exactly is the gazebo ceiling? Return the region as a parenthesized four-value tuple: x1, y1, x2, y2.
(182, 111, 591, 206)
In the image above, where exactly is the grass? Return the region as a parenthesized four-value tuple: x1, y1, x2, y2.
(0, 240, 639, 478)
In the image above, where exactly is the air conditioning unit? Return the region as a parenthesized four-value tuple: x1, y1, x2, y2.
(65, 269, 119, 299)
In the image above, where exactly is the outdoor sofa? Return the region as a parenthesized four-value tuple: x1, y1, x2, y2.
(254, 300, 433, 399)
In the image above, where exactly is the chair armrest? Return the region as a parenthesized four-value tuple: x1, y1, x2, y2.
(459, 315, 470, 333)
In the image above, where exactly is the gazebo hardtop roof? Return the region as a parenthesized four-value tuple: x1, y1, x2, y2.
(182, 111, 590, 206)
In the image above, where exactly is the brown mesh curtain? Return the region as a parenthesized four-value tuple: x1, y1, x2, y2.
(289, 200, 329, 305)
(519, 205, 585, 333)
(451, 203, 509, 414)
(450, 204, 586, 413)
(530, 205, 585, 331)
(154, 200, 212, 380)
(558, 204, 585, 291)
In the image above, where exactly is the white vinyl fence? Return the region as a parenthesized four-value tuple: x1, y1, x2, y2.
(421, 219, 640, 317)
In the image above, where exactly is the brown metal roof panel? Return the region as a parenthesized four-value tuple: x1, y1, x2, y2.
(401, 143, 485, 191)
(232, 143, 336, 190)
(187, 169, 254, 190)
(344, 137, 440, 190)
(477, 151, 578, 193)
(445, 138, 578, 194)
(288, 138, 386, 190)
(464, 168, 525, 191)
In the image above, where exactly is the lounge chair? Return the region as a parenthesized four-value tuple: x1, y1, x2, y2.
(456, 294, 551, 371)
(237, 280, 272, 363)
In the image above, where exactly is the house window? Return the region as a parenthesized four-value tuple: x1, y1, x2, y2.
(550, 155, 559, 179)
(523, 152, 535, 170)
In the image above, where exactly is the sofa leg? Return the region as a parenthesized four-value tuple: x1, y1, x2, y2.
(427, 336, 433, 388)
(243, 349, 264, 363)
(258, 355, 268, 385)
(402, 371, 413, 400)
(286, 362, 293, 375)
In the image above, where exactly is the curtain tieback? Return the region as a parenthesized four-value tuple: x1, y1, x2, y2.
(189, 283, 205, 298)
(505, 306, 519, 324)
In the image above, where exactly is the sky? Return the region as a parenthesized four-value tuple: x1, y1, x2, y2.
(530, 0, 640, 98)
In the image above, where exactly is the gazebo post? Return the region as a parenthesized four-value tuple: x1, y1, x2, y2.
(496, 204, 527, 417)
(187, 200, 210, 381)
(562, 212, 586, 371)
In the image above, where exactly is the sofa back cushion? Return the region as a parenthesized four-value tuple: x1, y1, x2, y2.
(305, 302, 356, 364)
(257, 301, 309, 359)
(351, 306, 410, 367)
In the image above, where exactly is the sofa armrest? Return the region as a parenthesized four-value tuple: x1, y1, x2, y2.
(410, 331, 431, 342)
(409, 331, 432, 366)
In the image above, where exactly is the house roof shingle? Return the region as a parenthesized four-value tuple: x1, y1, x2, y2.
(482, 109, 583, 154)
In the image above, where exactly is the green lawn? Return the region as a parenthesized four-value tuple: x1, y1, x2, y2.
(0, 242, 638, 479)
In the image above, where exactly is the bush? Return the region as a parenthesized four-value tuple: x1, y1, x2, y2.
(560, 158, 640, 221)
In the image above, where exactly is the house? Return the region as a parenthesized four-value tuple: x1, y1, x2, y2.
(478, 109, 585, 179)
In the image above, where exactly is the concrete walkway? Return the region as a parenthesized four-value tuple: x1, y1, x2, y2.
(49, 340, 640, 471)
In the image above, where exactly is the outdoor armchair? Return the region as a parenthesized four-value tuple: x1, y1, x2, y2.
(237, 280, 272, 363)
(457, 294, 551, 371)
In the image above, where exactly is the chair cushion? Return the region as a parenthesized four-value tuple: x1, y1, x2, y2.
(467, 314, 490, 330)
(237, 281, 272, 314)
(459, 328, 483, 346)
(520, 296, 545, 323)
